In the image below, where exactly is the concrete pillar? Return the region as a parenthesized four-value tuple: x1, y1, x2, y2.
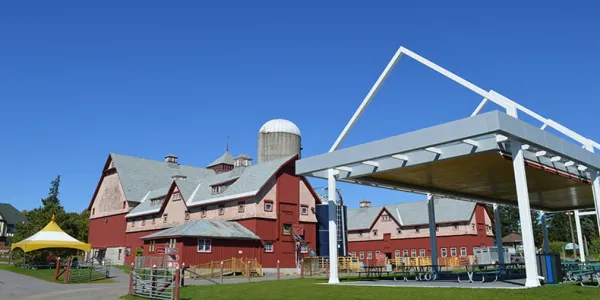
(541, 212, 550, 254)
(591, 171, 600, 238)
(493, 204, 505, 265)
(510, 138, 540, 287)
(574, 210, 586, 261)
(427, 194, 438, 270)
(327, 169, 339, 284)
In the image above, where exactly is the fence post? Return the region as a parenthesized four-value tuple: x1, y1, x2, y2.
(247, 260, 251, 282)
(173, 266, 180, 300)
(210, 261, 214, 277)
(55, 257, 61, 280)
(128, 263, 134, 295)
(64, 259, 71, 284)
(151, 264, 157, 298)
(300, 259, 304, 278)
(181, 263, 186, 287)
(220, 261, 224, 284)
(277, 260, 280, 280)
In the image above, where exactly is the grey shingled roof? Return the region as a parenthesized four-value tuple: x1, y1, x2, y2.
(140, 219, 260, 240)
(235, 153, 252, 159)
(207, 151, 235, 167)
(347, 198, 477, 231)
(111, 153, 214, 203)
(126, 187, 170, 217)
(0, 203, 27, 225)
(118, 153, 296, 218)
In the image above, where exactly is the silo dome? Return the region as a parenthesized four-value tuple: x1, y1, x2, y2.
(259, 119, 301, 136)
(258, 119, 302, 164)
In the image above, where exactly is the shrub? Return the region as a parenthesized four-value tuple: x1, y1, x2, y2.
(588, 238, 600, 256)
(549, 241, 566, 255)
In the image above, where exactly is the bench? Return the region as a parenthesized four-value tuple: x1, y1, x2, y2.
(572, 270, 600, 287)
(475, 270, 500, 283)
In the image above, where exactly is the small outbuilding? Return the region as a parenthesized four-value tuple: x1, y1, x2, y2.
(140, 219, 262, 268)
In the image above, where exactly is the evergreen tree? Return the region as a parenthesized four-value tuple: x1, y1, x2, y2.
(42, 175, 61, 207)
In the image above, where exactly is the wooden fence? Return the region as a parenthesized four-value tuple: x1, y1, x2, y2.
(188, 257, 262, 278)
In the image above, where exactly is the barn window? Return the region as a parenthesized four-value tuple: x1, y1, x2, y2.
(460, 247, 467, 257)
(92, 208, 95, 215)
(185, 211, 190, 220)
(300, 244, 308, 253)
(172, 193, 181, 201)
(452, 223, 459, 230)
(264, 201, 273, 212)
(163, 214, 168, 223)
(122, 201, 127, 209)
(402, 249, 408, 257)
(397, 228, 402, 234)
(218, 205, 225, 215)
(197, 239, 211, 253)
(411, 249, 417, 257)
(359, 251, 364, 259)
(238, 202, 245, 213)
(415, 228, 420, 233)
(367, 251, 372, 259)
(419, 249, 425, 257)
(282, 224, 292, 235)
(201, 207, 207, 218)
(451, 248, 457, 257)
(142, 218, 146, 226)
(381, 215, 391, 222)
(441, 248, 447, 257)
(152, 217, 155, 225)
(301, 205, 309, 215)
(372, 229, 378, 236)
(375, 250, 381, 255)
(131, 220, 135, 228)
(168, 238, 176, 248)
(149, 241, 156, 252)
(264, 241, 273, 253)
(394, 250, 400, 258)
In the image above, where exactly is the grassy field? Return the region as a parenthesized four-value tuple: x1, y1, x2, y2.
(120, 278, 600, 300)
(0, 263, 116, 284)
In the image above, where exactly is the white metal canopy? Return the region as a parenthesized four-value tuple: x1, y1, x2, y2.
(295, 46, 600, 287)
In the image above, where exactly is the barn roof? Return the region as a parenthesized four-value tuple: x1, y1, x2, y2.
(0, 203, 27, 225)
(346, 198, 477, 231)
(122, 154, 296, 218)
(140, 219, 260, 240)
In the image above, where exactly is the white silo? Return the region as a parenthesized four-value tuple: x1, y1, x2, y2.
(258, 119, 301, 164)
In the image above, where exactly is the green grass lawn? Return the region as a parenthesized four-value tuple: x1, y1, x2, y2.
(0, 263, 116, 284)
(120, 278, 600, 300)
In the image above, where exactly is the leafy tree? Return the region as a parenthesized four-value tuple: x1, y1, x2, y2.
(549, 241, 566, 255)
(492, 205, 542, 248)
(10, 176, 89, 263)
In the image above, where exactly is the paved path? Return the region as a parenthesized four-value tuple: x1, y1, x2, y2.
(0, 267, 129, 300)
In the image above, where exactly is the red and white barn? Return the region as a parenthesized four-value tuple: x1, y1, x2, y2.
(347, 199, 494, 263)
(87, 119, 322, 271)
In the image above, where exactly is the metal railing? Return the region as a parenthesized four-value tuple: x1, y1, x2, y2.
(131, 267, 178, 300)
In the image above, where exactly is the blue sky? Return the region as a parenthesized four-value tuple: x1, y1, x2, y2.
(1, 1, 599, 212)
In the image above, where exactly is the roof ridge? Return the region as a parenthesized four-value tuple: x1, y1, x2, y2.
(110, 152, 209, 171)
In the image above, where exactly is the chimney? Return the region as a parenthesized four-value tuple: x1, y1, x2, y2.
(359, 200, 371, 208)
(165, 153, 178, 164)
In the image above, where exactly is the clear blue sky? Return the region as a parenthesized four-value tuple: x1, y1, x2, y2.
(1, 1, 599, 213)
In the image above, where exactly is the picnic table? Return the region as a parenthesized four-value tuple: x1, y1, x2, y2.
(501, 263, 525, 278)
(459, 264, 499, 283)
(358, 265, 389, 278)
(568, 263, 600, 287)
(393, 264, 445, 282)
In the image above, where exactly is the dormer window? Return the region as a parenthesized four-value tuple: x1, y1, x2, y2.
(238, 202, 245, 213)
(212, 184, 228, 194)
(172, 193, 182, 201)
(381, 214, 391, 222)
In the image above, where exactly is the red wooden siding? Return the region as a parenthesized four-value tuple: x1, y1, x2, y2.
(124, 229, 162, 265)
(88, 213, 127, 248)
(178, 238, 261, 266)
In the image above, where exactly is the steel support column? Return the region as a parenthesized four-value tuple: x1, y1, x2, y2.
(327, 169, 339, 284)
(574, 210, 586, 261)
(510, 138, 540, 287)
(592, 171, 600, 238)
(541, 212, 550, 254)
(427, 194, 438, 271)
(493, 204, 505, 265)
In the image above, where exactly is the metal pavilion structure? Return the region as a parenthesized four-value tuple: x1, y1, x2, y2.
(295, 46, 600, 288)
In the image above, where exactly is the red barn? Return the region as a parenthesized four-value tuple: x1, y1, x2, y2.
(87, 119, 321, 272)
(346, 199, 494, 263)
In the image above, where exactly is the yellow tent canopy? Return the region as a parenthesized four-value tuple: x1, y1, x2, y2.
(11, 215, 91, 253)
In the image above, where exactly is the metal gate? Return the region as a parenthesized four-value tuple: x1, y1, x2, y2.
(132, 267, 177, 300)
(68, 259, 111, 283)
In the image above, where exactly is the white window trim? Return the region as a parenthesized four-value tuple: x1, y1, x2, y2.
(359, 251, 365, 259)
(264, 241, 274, 253)
(441, 248, 447, 257)
(402, 250, 408, 257)
(460, 247, 467, 257)
(197, 239, 212, 253)
(367, 251, 373, 259)
(451, 247, 457, 257)
(419, 249, 426, 257)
